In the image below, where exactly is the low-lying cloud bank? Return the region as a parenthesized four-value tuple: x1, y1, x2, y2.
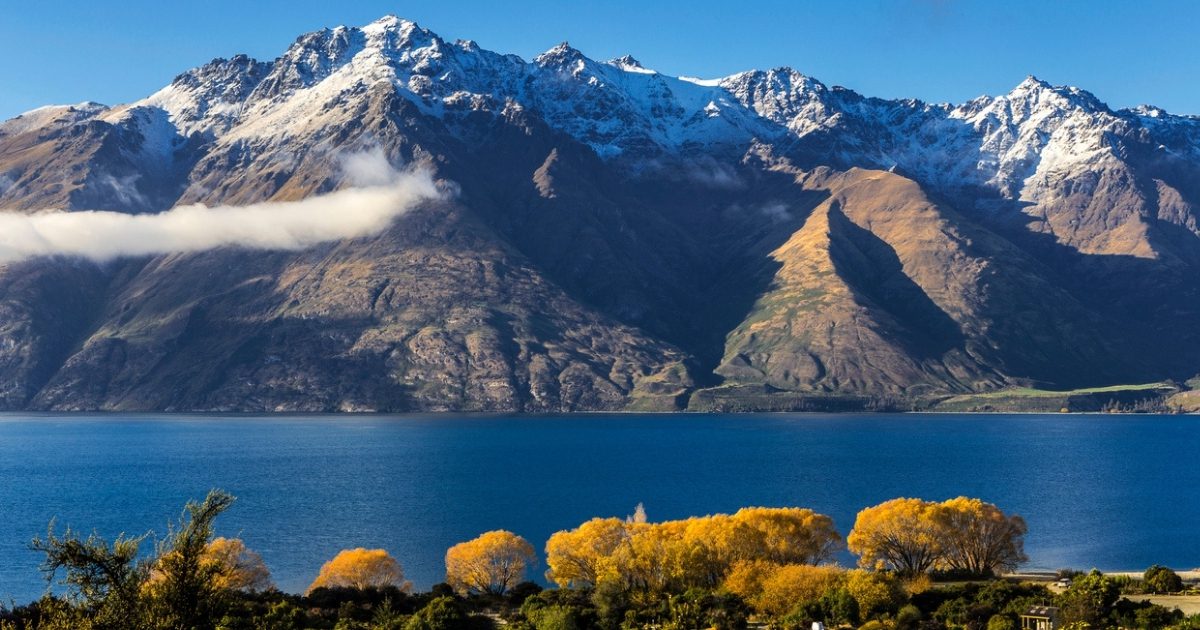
(0, 153, 441, 265)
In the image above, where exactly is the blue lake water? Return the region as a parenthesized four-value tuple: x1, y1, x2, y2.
(0, 413, 1197, 602)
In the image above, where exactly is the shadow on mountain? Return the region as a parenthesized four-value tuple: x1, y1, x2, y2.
(974, 196, 1197, 387)
(825, 202, 964, 359)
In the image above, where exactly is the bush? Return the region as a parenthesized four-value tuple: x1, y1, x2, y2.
(1143, 566, 1184, 594)
(988, 613, 1017, 630)
(519, 590, 597, 630)
(405, 597, 470, 630)
(896, 604, 922, 630)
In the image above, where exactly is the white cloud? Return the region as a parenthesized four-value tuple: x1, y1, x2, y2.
(759, 201, 791, 222)
(685, 159, 744, 190)
(0, 151, 442, 265)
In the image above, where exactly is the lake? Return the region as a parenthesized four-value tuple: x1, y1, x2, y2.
(0, 413, 1197, 602)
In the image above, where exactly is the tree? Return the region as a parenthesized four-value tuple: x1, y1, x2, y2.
(445, 530, 536, 595)
(27, 490, 247, 630)
(722, 559, 778, 606)
(732, 507, 843, 565)
(31, 523, 151, 630)
(202, 537, 274, 593)
(545, 518, 630, 588)
(847, 498, 944, 574)
(988, 614, 1017, 630)
(611, 520, 687, 593)
(844, 569, 904, 620)
(751, 564, 843, 617)
(679, 515, 766, 588)
(1057, 570, 1120, 628)
(309, 549, 411, 593)
(935, 497, 1028, 576)
(1143, 565, 1184, 594)
(149, 489, 237, 630)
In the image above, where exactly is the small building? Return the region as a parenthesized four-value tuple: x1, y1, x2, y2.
(1020, 606, 1060, 630)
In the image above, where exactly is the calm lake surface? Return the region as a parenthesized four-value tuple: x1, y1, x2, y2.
(0, 413, 1197, 602)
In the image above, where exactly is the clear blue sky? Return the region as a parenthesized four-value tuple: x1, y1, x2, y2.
(1, 0, 1196, 120)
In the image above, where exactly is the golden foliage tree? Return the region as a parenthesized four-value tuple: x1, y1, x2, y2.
(845, 569, 905, 618)
(445, 530, 536, 595)
(307, 548, 410, 593)
(722, 559, 779, 605)
(754, 564, 844, 617)
(934, 497, 1028, 575)
(545, 506, 842, 596)
(732, 507, 843, 565)
(148, 537, 273, 594)
(203, 538, 273, 593)
(545, 518, 630, 588)
(848, 497, 1028, 577)
(847, 498, 944, 574)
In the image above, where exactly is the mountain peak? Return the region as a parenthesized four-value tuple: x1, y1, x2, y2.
(1005, 75, 1108, 114)
(607, 54, 656, 75)
(535, 42, 586, 67)
(363, 14, 417, 33)
(609, 54, 642, 68)
(1015, 74, 1050, 91)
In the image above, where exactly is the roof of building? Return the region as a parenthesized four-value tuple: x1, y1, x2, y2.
(1023, 606, 1060, 617)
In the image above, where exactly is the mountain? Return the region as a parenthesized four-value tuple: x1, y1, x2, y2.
(1, 15, 1198, 412)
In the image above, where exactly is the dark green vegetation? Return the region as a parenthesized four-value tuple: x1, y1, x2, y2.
(2, 493, 1197, 630)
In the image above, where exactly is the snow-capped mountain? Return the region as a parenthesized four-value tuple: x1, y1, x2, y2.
(0, 15, 1198, 412)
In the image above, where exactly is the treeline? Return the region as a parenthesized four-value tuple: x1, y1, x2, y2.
(1, 492, 1196, 630)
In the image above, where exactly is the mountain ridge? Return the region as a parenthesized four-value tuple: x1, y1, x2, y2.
(1, 15, 1198, 412)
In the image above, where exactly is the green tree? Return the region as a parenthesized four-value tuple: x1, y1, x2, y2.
(988, 613, 1018, 630)
(1057, 570, 1120, 628)
(1142, 565, 1183, 594)
(31, 523, 151, 630)
(148, 489, 237, 630)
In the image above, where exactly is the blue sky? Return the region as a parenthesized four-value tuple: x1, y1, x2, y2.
(1, 0, 1196, 120)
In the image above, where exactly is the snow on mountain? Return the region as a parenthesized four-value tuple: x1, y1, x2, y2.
(6, 15, 1198, 205)
(0, 102, 108, 137)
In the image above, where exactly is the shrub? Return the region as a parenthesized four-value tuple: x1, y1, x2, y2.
(988, 613, 1017, 630)
(1143, 565, 1184, 594)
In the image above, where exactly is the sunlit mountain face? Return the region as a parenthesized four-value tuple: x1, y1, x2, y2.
(1, 15, 1199, 412)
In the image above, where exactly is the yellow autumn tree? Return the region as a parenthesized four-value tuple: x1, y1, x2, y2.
(308, 548, 411, 593)
(204, 537, 274, 593)
(445, 530, 536, 595)
(722, 559, 782, 606)
(732, 507, 843, 565)
(847, 498, 943, 574)
(934, 497, 1028, 576)
(611, 520, 685, 592)
(679, 514, 766, 588)
(546, 506, 843, 595)
(146, 537, 273, 594)
(752, 564, 845, 617)
(845, 569, 905, 618)
(545, 518, 630, 588)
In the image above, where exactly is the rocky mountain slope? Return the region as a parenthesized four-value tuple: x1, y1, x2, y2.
(1, 15, 1198, 411)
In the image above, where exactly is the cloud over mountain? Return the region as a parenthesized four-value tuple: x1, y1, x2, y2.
(0, 152, 440, 264)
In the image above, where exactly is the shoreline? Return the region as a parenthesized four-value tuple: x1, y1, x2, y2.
(0, 409, 1197, 418)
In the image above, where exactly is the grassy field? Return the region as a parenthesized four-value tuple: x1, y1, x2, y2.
(1132, 595, 1200, 615)
(962, 382, 1175, 398)
(930, 382, 1179, 413)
